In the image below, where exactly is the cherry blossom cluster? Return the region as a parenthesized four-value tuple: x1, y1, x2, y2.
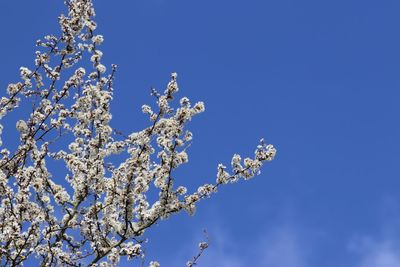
(0, 0, 276, 266)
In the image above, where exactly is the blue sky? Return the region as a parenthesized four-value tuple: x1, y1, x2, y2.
(1, 0, 400, 266)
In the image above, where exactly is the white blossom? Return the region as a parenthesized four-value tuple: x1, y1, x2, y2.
(16, 120, 28, 133)
(96, 63, 106, 73)
(92, 34, 104, 45)
(0, 1, 275, 266)
(192, 101, 205, 114)
(142, 104, 153, 114)
(149, 261, 160, 267)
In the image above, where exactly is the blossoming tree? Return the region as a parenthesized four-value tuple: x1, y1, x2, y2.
(0, 0, 276, 266)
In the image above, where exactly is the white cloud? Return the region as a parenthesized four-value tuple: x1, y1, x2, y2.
(166, 196, 400, 267)
(178, 224, 309, 267)
(349, 236, 400, 267)
(348, 197, 400, 267)
(259, 226, 308, 267)
(199, 254, 246, 267)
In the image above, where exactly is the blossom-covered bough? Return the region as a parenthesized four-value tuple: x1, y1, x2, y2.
(0, 0, 276, 266)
